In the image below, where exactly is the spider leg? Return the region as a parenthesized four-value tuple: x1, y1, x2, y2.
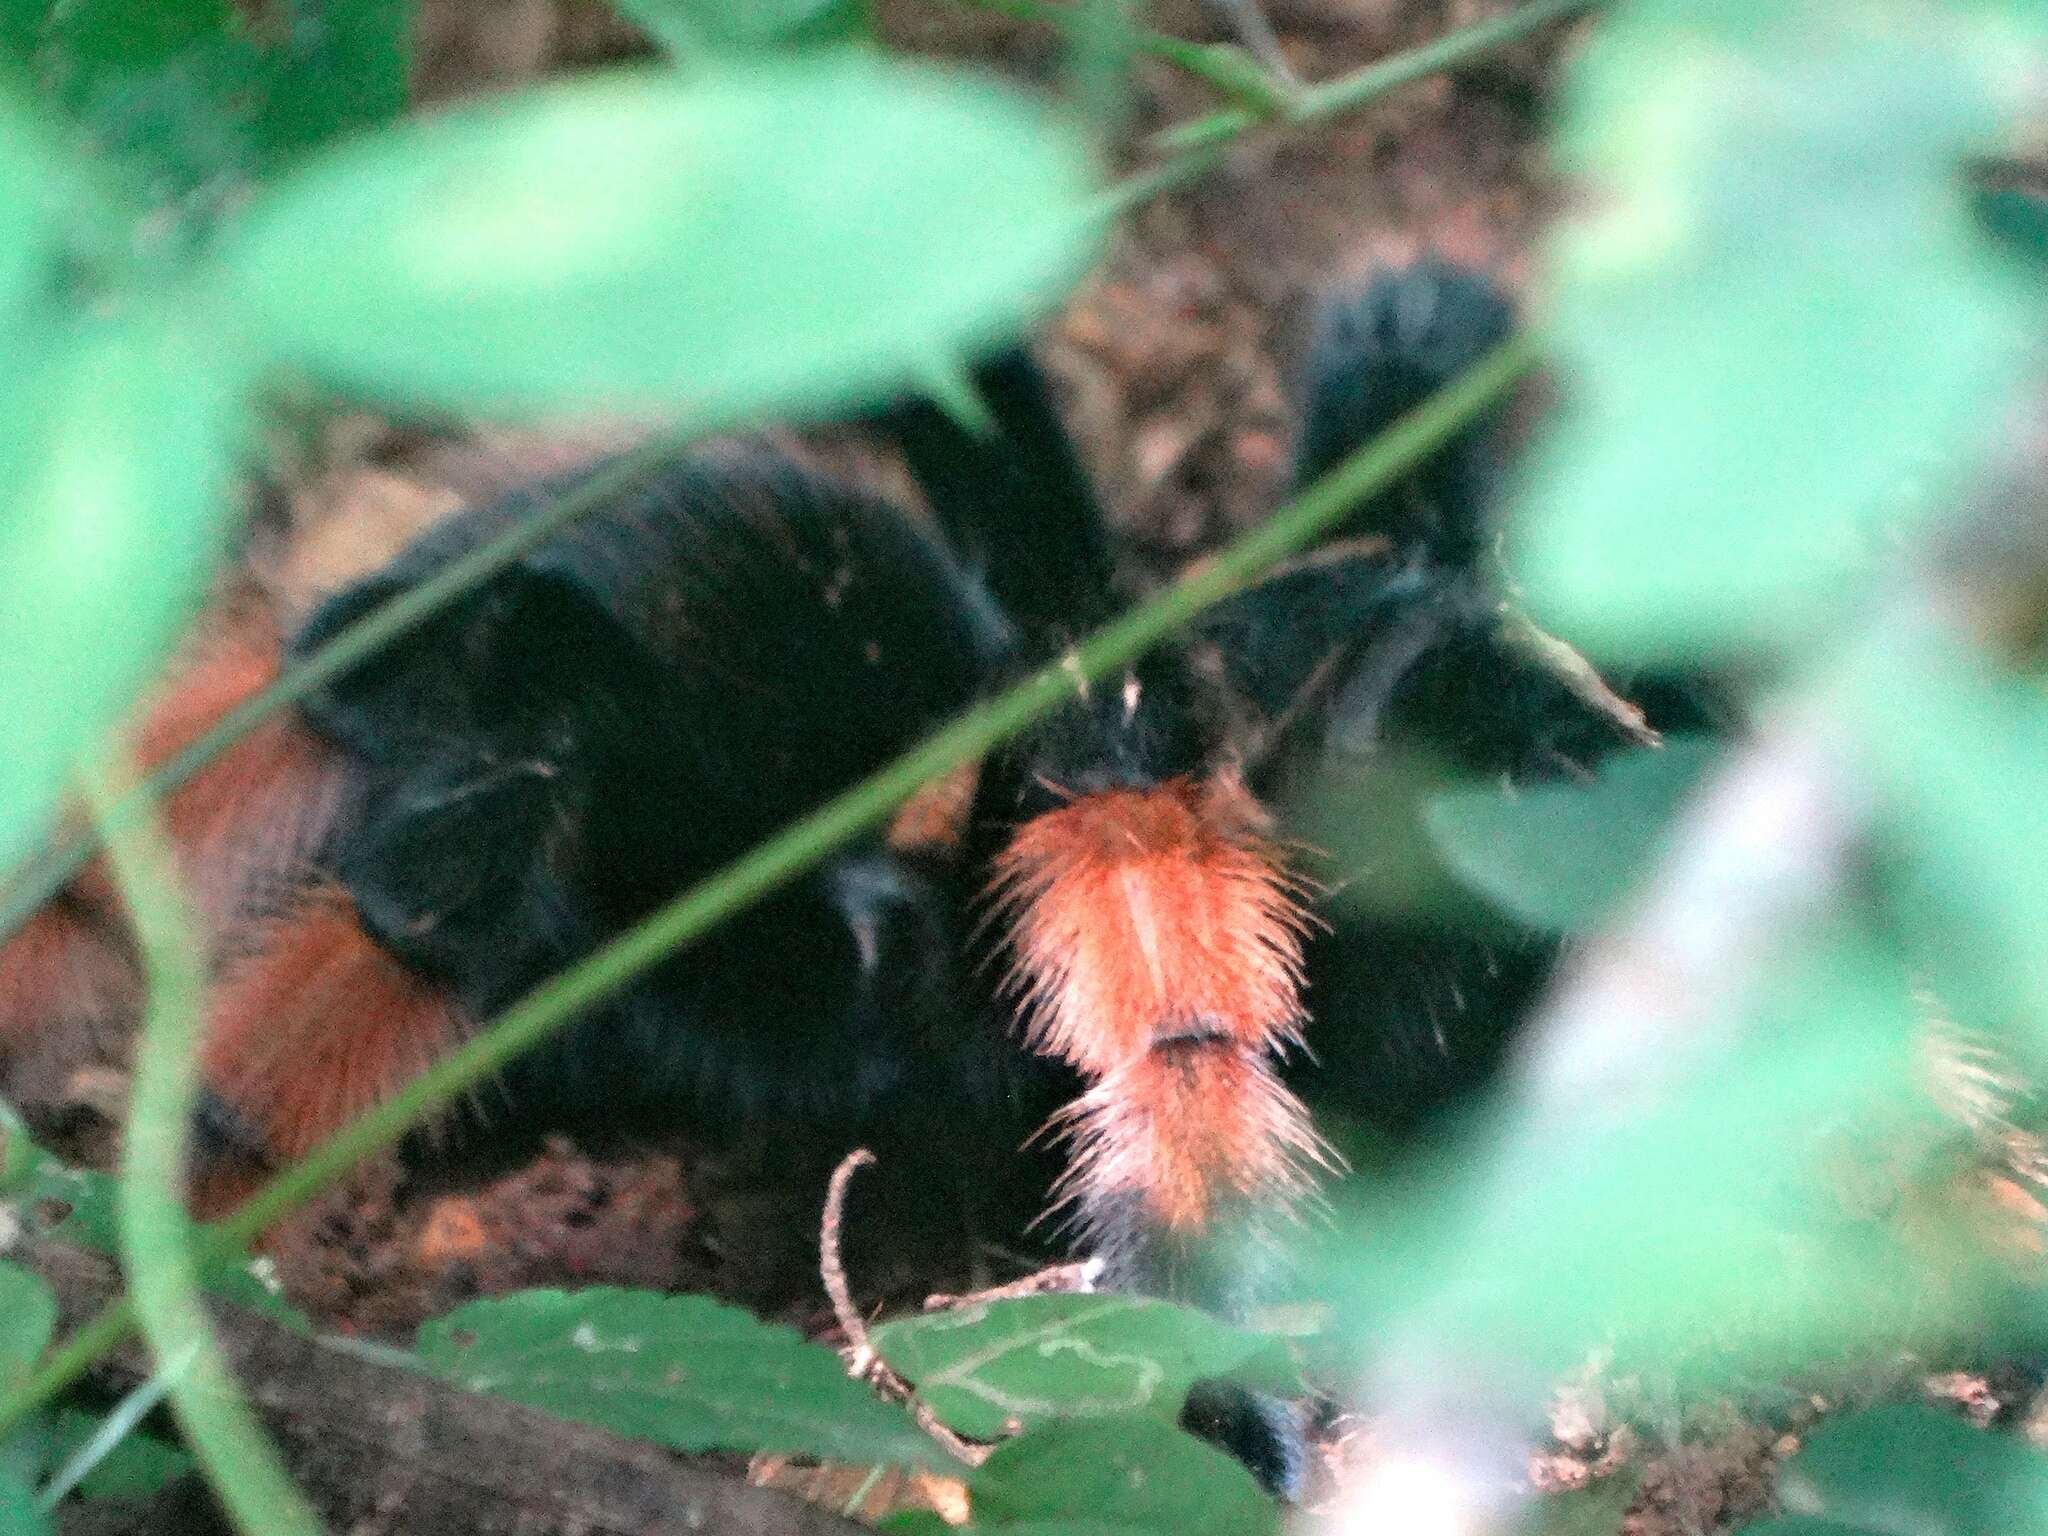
(0, 601, 354, 1094)
(191, 881, 469, 1219)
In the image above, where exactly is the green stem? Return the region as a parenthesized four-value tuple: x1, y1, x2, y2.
(1149, 0, 1606, 153)
(85, 767, 324, 1536)
(0, 337, 1535, 1438)
(959, 0, 1295, 112)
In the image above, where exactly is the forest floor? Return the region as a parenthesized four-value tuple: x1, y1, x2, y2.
(15, 2, 2037, 1530)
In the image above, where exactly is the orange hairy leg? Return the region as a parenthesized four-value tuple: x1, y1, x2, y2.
(0, 899, 139, 1051)
(1, 602, 350, 1069)
(993, 774, 1334, 1286)
(194, 883, 465, 1218)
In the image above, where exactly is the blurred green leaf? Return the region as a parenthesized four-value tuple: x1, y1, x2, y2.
(1771, 1405, 2048, 1536)
(874, 1294, 1297, 1440)
(1512, 0, 2042, 660)
(1844, 620, 2048, 1043)
(0, 87, 73, 329)
(1321, 926, 2007, 1380)
(971, 1414, 1278, 1535)
(0, 1265, 55, 1392)
(1973, 160, 2048, 266)
(0, 1471, 46, 1536)
(252, 0, 408, 161)
(416, 1287, 938, 1466)
(878, 1516, 955, 1536)
(0, 303, 244, 876)
(222, 55, 1099, 421)
(1424, 735, 1719, 932)
(1523, 1472, 1642, 1536)
(1, 0, 404, 199)
(11, 1148, 304, 1330)
(617, 0, 868, 58)
(42, 1409, 192, 1502)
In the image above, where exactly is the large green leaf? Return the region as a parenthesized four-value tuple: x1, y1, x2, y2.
(1512, 0, 2042, 660)
(222, 54, 1099, 422)
(0, 302, 244, 875)
(1423, 735, 1719, 933)
(0, 1263, 55, 1393)
(873, 1294, 1296, 1441)
(416, 1287, 938, 1466)
(1768, 1406, 2048, 1536)
(970, 1415, 1279, 1536)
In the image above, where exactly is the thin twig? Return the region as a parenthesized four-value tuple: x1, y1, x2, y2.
(820, 1148, 881, 1380)
(817, 1148, 990, 1468)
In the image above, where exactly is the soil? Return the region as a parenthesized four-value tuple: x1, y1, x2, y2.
(8, 3, 2029, 1531)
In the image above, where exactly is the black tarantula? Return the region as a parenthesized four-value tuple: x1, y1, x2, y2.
(0, 256, 1671, 1493)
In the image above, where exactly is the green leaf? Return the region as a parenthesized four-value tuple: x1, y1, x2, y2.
(10, 1149, 305, 1330)
(1773, 1406, 2048, 1536)
(1522, 1472, 1642, 1536)
(617, 0, 868, 58)
(0, 302, 245, 874)
(1423, 735, 1718, 932)
(2, 0, 262, 196)
(0, 1263, 55, 1392)
(0, 1471, 47, 1536)
(873, 1294, 1297, 1441)
(416, 1287, 938, 1466)
(222, 54, 1099, 422)
(1511, 0, 2043, 660)
(252, 0, 408, 160)
(1322, 924, 2000, 1381)
(1843, 620, 2048, 1043)
(43, 1410, 193, 1502)
(0, 0, 404, 195)
(0, 88, 72, 329)
(971, 1415, 1279, 1535)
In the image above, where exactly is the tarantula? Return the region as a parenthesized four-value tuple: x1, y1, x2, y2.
(0, 256, 1666, 1493)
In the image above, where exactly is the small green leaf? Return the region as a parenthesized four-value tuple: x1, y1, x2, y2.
(1424, 736, 1718, 932)
(617, 0, 867, 58)
(253, 0, 408, 160)
(971, 1415, 1279, 1535)
(12, 1149, 304, 1330)
(1522, 1471, 1642, 1536)
(1775, 1406, 2048, 1536)
(0, 1471, 47, 1536)
(0, 0, 400, 195)
(43, 1410, 193, 1503)
(1844, 620, 2048, 1043)
(0, 88, 72, 329)
(0, 302, 245, 874)
(0, 1263, 55, 1392)
(1512, 1, 2042, 660)
(417, 1287, 937, 1466)
(222, 55, 1099, 423)
(873, 1294, 1297, 1441)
